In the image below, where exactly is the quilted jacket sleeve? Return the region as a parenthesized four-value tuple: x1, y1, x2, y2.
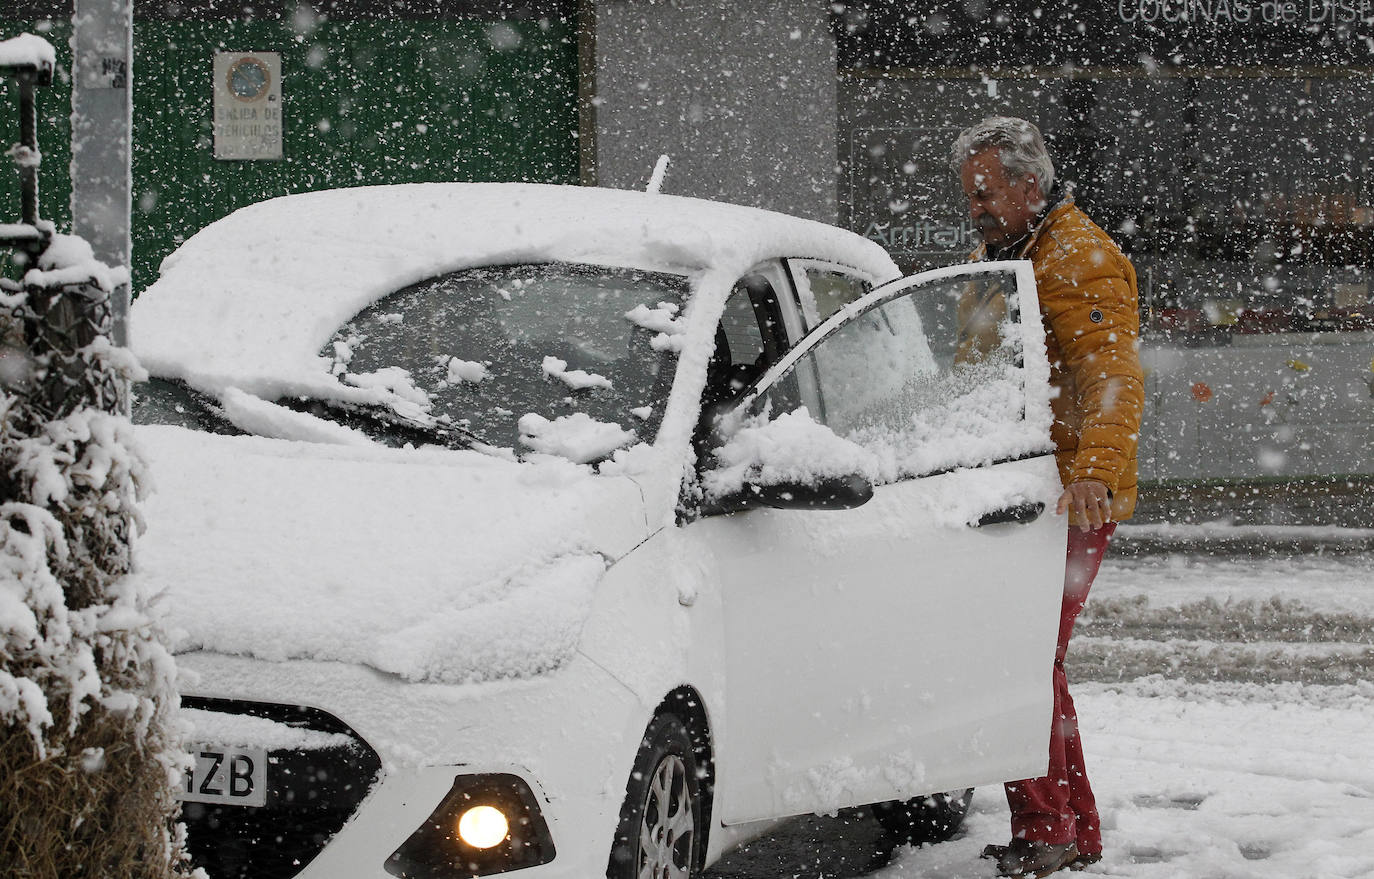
(1037, 229, 1145, 494)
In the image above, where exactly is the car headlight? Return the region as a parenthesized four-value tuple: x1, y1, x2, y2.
(456, 805, 509, 849)
(384, 773, 555, 878)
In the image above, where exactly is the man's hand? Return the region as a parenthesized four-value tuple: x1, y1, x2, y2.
(1057, 479, 1111, 532)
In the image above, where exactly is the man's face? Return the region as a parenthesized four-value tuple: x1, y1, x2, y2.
(959, 147, 1044, 249)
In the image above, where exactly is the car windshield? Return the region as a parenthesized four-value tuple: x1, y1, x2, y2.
(317, 263, 689, 457)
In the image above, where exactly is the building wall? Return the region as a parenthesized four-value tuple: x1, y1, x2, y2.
(832, 1, 1374, 485)
(130, 5, 580, 291)
(1142, 334, 1374, 482)
(592, 0, 838, 223)
(10, 0, 1372, 492)
(4, 2, 582, 291)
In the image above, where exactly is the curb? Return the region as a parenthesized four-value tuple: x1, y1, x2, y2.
(1112, 525, 1374, 557)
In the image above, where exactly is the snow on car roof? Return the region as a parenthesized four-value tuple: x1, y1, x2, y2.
(130, 182, 899, 400)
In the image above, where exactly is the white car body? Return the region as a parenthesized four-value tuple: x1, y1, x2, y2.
(130, 183, 1066, 878)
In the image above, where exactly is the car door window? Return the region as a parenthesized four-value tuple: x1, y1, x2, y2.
(701, 270, 791, 411)
(787, 260, 873, 329)
(749, 264, 1043, 483)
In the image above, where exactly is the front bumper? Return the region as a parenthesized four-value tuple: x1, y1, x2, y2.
(178, 652, 649, 879)
(296, 764, 610, 879)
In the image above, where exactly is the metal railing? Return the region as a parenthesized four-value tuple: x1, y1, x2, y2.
(1, 45, 52, 242)
(4, 47, 126, 424)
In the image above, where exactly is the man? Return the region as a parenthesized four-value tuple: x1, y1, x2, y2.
(950, 117, 1144, 878)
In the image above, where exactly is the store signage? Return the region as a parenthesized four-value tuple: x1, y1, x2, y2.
(847, 126, 976, 270)
(862, 218, 976, 252)
(213, 52, 282, 161)
(1116, 0, 1372, 25)
(833, 0, 1372, 69)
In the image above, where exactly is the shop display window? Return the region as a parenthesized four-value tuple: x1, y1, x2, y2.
(834, 0, 1374, 343)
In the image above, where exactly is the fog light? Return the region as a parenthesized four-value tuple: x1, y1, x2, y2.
(457, 805, 508, 850)
(384, 773, 555, 878)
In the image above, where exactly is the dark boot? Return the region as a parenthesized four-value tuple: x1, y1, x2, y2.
(983, 843, 1100, 873)
(1067, 851, 1102, 870)
(982, 838, 1080, 878)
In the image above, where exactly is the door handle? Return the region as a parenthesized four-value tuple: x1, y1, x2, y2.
(974, 502, 1045, 527)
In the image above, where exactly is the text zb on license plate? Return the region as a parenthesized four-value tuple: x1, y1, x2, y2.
(181, 745, 268, 808)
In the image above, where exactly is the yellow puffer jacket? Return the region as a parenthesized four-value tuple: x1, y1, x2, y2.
(975, 195, 1145, 524)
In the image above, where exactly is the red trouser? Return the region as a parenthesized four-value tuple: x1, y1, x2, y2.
(1004, 523, 1115, 854)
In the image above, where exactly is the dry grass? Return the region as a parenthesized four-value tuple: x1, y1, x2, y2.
(1, 700, 185, 879)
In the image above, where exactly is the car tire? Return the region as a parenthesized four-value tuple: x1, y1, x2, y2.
(870, 788, 974, 847)
(607, 713, 703, 879)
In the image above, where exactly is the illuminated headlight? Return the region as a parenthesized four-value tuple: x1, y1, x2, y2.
(384, 773, 555, 877)
(457, 805, 508, 849)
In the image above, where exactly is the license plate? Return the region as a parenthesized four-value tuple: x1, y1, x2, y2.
(181, 745, 268, 808)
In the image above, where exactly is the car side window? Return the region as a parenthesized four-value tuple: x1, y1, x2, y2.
(788, 260, 872, 329)
(752, 270, 1028, 482)
(702, 271, 789, 411)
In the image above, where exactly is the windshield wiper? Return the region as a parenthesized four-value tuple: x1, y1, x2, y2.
(279, 396, 480, 451)
(132, 378, 245, 435)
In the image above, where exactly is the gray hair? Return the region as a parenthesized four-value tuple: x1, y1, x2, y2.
(950, 116, 1055, 193)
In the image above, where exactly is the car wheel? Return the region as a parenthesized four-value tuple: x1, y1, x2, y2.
(608, 713, 702, 879)
(870, 788, 973, 847)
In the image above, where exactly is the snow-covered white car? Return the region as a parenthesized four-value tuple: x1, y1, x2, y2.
(129, 182, 1067, 879)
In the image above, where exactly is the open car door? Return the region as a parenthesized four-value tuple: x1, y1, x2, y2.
(695, 260, 1068, 824)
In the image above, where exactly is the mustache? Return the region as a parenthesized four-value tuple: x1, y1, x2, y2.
(975, 215, 1002, 231)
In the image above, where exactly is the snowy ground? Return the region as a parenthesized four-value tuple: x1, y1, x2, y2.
(875, 679, 1374, 879)
(884, 535, 1374, 879)
(709, 531, 1374, 879)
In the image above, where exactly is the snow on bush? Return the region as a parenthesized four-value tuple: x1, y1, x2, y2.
(1, 232, 192, 878)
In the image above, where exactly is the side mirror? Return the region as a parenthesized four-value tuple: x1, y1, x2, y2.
(697, 403, 876, 517)
(702, 473, 874, 516)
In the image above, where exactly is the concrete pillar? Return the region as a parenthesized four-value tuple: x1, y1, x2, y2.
(70, 0, 131, 342)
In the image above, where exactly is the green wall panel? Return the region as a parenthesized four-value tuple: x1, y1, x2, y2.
(0, 19, 73, 282)
(132, 17, 578, 291)
(5, 16, 578, 292)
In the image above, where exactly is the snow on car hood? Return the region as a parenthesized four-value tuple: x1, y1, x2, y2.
(133, 425, 649, 684)
(129, 182, 899, 401)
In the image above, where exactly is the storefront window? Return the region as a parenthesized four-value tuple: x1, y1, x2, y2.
(835, 0, 1374, 342)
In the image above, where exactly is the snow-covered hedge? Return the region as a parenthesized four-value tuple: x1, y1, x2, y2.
(1, 234, 192, 878)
